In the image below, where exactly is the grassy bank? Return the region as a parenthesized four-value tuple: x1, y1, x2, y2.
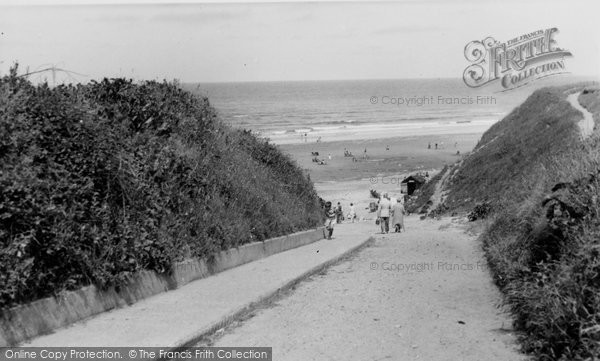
(0, 65, 323, 309)
(442, 83, 600, 360)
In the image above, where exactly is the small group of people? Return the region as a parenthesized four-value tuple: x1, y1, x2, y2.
(323, 201, 357, 240)
(312, 156, 327, 165)
(376, 193, 405, 234)
(333, 202, 357, 224)
(324, 195, 407, 239)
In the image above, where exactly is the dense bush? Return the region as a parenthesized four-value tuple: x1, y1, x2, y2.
(467, 202, 492, 221)
(0, 65, 323, 309)
(483, 142, 600, 360)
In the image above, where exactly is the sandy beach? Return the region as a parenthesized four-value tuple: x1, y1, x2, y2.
(278, 131, 481, 223)
(279, 132, 480, 184)
(277, 130, 483, 224)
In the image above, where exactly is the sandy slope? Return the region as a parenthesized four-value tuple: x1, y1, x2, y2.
(203, 215, 525, 360)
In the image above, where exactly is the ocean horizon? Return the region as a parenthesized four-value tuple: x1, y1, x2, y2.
(185, 75, 585, 144)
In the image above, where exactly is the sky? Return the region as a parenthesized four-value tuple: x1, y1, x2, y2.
(0, 0, 599, 83)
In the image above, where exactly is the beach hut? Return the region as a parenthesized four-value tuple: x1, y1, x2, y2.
(401, 175, 426, 196)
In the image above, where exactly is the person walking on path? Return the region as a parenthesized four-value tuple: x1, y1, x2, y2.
(391, 200, 405, 233)
(324, 201, 336, 240)
(335, 202, 343, 224)
(348, 203, 356, 223)
(377, 194, 392, 234)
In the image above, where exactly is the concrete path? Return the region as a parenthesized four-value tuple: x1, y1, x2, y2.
(23, 224, 374, 348)
(203, 216, 526, 361)
(567, 92, 595, 138)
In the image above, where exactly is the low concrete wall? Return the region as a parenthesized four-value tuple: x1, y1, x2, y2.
(0, 227, 326, 346)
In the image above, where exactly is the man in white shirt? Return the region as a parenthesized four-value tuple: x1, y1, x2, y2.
(377, 194, 392, 233)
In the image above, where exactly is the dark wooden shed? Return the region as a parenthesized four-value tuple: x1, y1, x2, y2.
(401, 175, 426, 196)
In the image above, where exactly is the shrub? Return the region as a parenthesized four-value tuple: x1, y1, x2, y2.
(0, 65, 323, 308)
(467, 202, 492, 221)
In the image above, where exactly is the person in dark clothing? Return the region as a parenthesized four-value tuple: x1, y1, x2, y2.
(336, 202, 343, 223)
(324, 201, 336, 239)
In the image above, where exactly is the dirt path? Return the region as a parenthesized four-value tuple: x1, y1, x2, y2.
(567, 92, 594, 139)
(429, 166, 452, 211)
(198, 217, 525, 361)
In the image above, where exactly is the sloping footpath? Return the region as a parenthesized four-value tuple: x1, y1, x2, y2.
(567, 91, 595, 139)
(22, 223, 374, 349)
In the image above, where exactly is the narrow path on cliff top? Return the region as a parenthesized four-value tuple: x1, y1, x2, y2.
(198, 218, 525, 361)
(567, 92, 595, 139)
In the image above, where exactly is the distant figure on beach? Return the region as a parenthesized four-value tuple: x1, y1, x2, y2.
(324, 201, 336, 240)
(428, 142, 431, 149)
(304, 133, 308, 142)
(336, 202, 343, 223)
(317, 136, 322, 143)
(391, 200, 405, 233)
(456, 150, 460, 155)
(348, 203, 356, 223)
(435, 143, 438, 150)
(454, 142, 458, 148)
(386, 145, 390, 151)
(363, 148, 368, 160)
(328, 153, 332, 160)
(377, 194, 392, 234)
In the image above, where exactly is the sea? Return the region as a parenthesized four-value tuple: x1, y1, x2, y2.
(186, 76, 582, 144)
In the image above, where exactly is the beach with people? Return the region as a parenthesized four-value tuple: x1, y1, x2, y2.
(3, 1, 600, 359)
(280, 132, 477, 183)
(277, 130, 478, 229)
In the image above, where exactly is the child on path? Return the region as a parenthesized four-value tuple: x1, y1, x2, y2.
(324, 201, 336, 240)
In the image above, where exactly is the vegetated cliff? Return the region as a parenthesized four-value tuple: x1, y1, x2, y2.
(443, 83, 600, 360)
(0, 65, 323, 309)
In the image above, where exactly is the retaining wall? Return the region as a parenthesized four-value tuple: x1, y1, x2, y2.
(0, 227, 326, 346)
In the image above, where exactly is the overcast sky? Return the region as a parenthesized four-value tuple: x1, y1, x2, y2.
(0, 0, 598, 83)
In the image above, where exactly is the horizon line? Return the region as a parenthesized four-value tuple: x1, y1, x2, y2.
(182, 74, 597, 85)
